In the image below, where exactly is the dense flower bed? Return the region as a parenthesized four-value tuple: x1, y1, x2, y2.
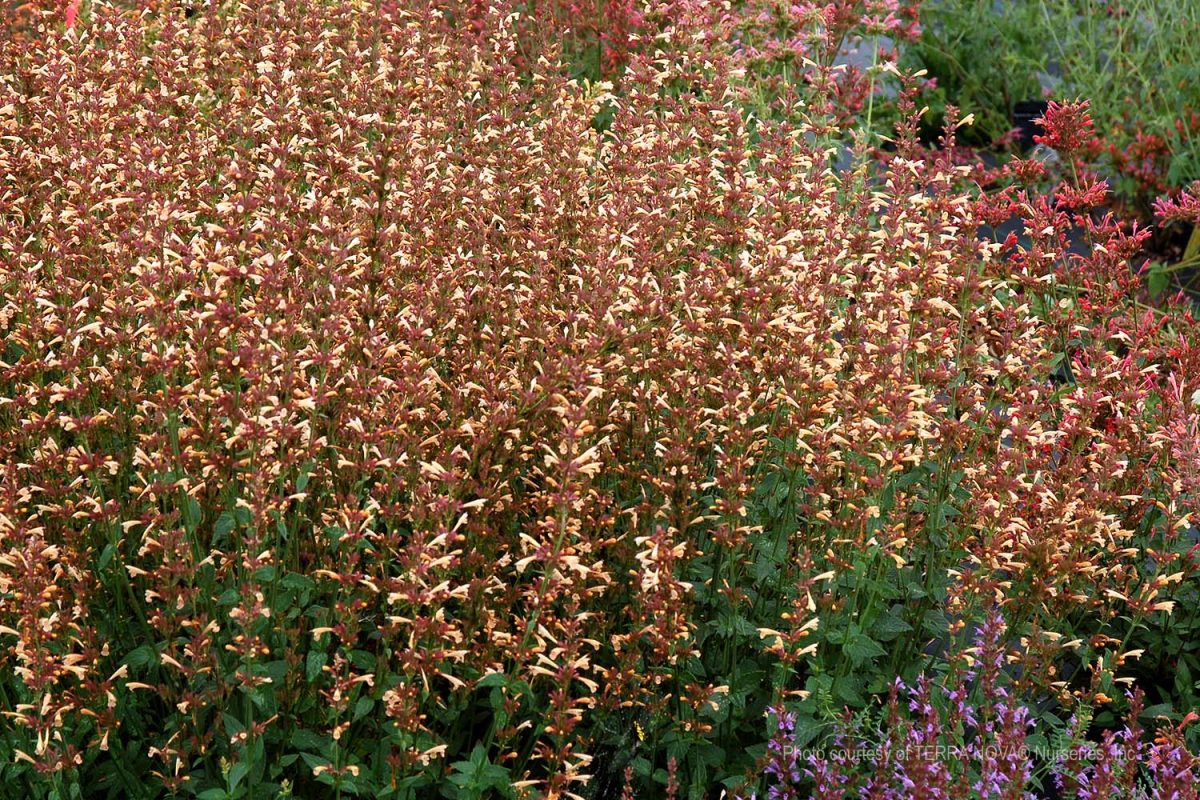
(2, 1, 1200, 798)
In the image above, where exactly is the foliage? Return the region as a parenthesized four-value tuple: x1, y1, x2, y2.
(903, 0, 1045, 146)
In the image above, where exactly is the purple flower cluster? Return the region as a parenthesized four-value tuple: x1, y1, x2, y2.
(758, 610, 1200, 799)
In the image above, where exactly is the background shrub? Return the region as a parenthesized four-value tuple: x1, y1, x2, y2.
(908, 0, 1200, 214)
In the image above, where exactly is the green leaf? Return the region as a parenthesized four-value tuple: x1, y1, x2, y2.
(223, 714, 246, 738)
(715, 611, 758, 639)
(181, 496, 202, 533)
(834, 674, 866, 706)
(296, 461, 314, 492)
(306, 651, 326, 683)
(97, 543, 116, 572)
(290, 728, 326, 753)
(348, 649, 375, 671)
(789, 714, 828, 748)
(1184, 225, 1200, 263)
(476, 672, 508, 689)
(872, 610, 913, 642)
(449, 746, 512, 797)
(300, 752, 331, 774)
(844, 632, 887, 666)
(124, 644, 157, 672)
(353, 696, 373, 721)
(263, 660, 289, 685)
(895, 464, 932, 490)
(1176, 659, 1195, 700)
(695, 742, 726, 767)
(922, 609, 950, 636)
(1142, 702, 1177, 720)
(245, 735, 264, 767)
(928, 502, 959, 529)
(281, 573, 315, 593)
(228, 762, 249, 791)
(1148, 262, 1170, 298)
(214, 511, 237, 543)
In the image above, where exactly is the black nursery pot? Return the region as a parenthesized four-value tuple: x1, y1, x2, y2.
(1012, 100, 1049, 150)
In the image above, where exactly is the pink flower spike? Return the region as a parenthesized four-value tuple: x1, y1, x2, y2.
(1153, 182, 1200, 225)
(65, 0, 81, 29)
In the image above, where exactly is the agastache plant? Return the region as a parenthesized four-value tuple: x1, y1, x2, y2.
(1, 0, 1199, 797)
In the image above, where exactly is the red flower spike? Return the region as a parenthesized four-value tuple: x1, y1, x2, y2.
(1034, 100, 1095, 158)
